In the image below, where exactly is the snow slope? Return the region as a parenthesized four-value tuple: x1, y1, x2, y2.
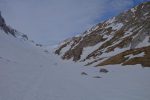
(55, 2, 150, 66)
(0, 29, 150, 100)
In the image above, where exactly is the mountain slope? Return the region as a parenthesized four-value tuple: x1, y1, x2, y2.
(1, 29, 150, 100)
(55, 1, 150, 67)
(0, 9, 150, 100)
(0, 12, 28, 40)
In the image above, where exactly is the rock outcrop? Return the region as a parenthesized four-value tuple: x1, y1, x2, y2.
(55, 2, 150, 67)
(0, 11, 28, 40)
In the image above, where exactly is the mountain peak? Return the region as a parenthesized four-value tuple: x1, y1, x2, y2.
(55, 1, 150, 67)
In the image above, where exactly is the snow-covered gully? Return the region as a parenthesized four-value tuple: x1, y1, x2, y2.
(0, 32, 150, 100)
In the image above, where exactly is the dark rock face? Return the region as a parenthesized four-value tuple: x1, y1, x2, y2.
(98, 46, 150, 67)
(0, 12, 28, 39)
(62, 34, 106, 61)
(0, 12, 15, 36)
(22, 34, 28, 40)
(93, 76, 101, 78)
(0, 12, 5, 26)
(81, 72, 88, 75)
(99, 68, 109, 73)
(55, 2, 150, 67)
(36, 44, 43, 47)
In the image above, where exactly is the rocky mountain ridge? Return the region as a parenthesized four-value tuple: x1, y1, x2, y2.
(55, 1, 150, 67)
(0, 12, 28, 40)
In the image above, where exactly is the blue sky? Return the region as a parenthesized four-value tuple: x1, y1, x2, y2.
(0, 0, 149, 45)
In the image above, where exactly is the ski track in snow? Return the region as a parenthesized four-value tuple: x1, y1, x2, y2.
(0, 32, 150, 100)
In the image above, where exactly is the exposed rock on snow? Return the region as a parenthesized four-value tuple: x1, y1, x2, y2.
(99, 68, 109, 73)
(55, 1, 150, 67)
(0, 11, 28, 40)
(81, 72, 88, 75)
(93, 76, 101, 78)
(0, 4, 150, 100)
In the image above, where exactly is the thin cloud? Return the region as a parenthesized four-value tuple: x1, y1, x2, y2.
(0, 0, 146, 44)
